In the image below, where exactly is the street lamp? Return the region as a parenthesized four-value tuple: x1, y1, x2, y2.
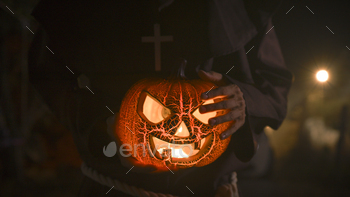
(316, 70, 329, 82)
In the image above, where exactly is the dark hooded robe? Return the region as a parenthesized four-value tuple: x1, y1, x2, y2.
(28, 0, 293, 196)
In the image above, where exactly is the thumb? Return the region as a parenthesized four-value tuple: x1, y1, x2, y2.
(198, 70, 226, 86)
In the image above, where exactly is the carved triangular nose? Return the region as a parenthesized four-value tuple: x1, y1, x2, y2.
(174, 121, 190, 137)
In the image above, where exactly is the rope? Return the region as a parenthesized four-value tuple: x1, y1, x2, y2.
(214, 172, 239, 197)
(81, 162, 178, 197)
(81, 162, 239, 197)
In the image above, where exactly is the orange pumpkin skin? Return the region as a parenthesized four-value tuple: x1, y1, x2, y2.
(116, 77, 233, 170)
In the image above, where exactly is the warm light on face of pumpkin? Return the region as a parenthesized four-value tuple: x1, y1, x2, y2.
(140, 92, 215, 161)
(192, 99, 217, 124)
(151, 121, 208, 159)
(174, 122, 190, 137)
(142, 94, 171, 124)
(116, 78, 233, 169)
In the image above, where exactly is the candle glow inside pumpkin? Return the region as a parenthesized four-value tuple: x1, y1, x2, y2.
(116, 78, 233, 170)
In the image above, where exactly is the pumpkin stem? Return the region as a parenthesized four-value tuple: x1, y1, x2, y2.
(170, 58, 187, 79)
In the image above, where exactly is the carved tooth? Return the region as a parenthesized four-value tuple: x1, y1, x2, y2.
(194, 141, 200, 149)
(165, 160, 172, 166)
(161, 148, 172, 161)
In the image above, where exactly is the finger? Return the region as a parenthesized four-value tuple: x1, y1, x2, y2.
(201, 84, 237, 100)
(199, 98, 242, 113)
(208, 109, 244, 126)
(198, 70, 225, 86)
(220, 115, 246, 140)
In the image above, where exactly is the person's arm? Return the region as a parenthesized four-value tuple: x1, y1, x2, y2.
(199, 19, 293, 162)
(229, 18, 293, 133)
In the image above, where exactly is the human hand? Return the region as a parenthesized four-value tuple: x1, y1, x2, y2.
(198, 70, 246, 140)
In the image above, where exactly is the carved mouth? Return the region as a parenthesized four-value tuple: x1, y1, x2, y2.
(149, 133, 214, 165)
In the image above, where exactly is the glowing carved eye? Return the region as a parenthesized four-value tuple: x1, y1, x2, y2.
(192, 100, 217, 124)
(138, 93, 171, 124)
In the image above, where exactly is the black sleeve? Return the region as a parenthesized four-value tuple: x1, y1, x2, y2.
(229, 18, 293, 131)
(224, 18, 293, 161)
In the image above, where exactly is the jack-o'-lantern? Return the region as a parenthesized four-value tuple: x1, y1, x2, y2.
(116, 63, 233, 170)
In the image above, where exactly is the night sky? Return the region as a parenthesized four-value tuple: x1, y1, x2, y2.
(273, 0, 350, 92)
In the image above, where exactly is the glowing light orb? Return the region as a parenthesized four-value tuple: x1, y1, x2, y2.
(316, 70, 329, 82)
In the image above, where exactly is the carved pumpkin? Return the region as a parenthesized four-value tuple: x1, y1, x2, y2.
(116, 63, 233, 170)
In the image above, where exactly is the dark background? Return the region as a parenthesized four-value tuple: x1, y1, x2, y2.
(1, 0, 350, 196)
